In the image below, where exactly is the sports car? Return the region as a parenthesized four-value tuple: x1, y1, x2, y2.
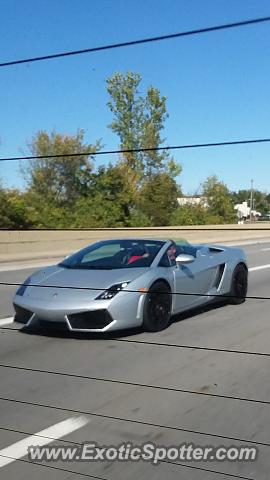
(13, 238, 248, 333)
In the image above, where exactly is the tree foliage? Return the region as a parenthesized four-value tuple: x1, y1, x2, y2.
(24, 129, 102, 207)
(138, 173, 180, 226)
(72, 163, 137, 227)
(231, 189, 270, 215)
(2, 71, 265, 229)
(202, 175, 236, 223)
(107, 72, 181, 180)
(170, 204, 209, 226)
(0, 187, 32, 228)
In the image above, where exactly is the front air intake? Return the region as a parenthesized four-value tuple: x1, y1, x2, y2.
(67, 310, 113, 330)
(13, 304, 33, 324)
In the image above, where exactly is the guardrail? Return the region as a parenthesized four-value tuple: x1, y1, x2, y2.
(0, 224, 270, 263)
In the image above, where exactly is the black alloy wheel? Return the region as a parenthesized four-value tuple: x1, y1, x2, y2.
(143, 281, 172, 332)
(229, 264, 248, 305)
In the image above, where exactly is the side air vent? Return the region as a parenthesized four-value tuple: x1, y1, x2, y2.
(213, 264, 226, 289)
(209, 247, 224, 254)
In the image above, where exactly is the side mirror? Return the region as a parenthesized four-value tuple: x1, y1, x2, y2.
(176, 254, 195, 265)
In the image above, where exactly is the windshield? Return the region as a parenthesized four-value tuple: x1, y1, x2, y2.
(59, 239, 165, 270)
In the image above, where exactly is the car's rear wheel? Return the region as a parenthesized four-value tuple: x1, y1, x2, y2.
(143, 281, 172, 332)
(229, 264, 248, 304)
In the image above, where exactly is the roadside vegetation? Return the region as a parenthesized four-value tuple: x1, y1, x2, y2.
(1, 72, 269, 229)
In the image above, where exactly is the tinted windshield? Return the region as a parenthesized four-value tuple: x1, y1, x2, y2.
(59, 239, 165, 270)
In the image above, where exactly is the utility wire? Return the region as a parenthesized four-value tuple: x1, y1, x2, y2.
(1, 227, 270, 230)
(162, 460, 255, 480)
(0, 425, 81, 445)
(0, 452, 256, 480)
(0, 363, 269, 406)
(0, 454, 107, 480)
(1, 16, 270, 68)
(0, 281, 266, 301)
(115, 338, 270, 358)
(1, 137, 270, 162)
(0, 400, 264, 479)
(2, 326, 270, 360)
(0, 398, 268, 448)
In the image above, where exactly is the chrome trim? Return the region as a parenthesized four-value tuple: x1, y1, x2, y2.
(217, 263, 227, 292)
(65, 315, 116, 333)
(136, 294, 146, 320)
(25, 312, 36, 327)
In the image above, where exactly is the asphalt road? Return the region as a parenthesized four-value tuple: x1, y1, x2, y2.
(0, 241, 270, 479)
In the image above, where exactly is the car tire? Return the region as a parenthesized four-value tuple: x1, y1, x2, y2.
(229, 264, 248, 305)
(143, 281, 172, 332)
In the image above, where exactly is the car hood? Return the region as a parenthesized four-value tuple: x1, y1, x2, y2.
(19, 264, 148, 302)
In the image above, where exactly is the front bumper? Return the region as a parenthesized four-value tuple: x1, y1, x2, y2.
(13, 290, 144, 332)
(13, 303, 116, 332)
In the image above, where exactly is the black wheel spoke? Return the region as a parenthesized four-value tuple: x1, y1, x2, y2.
(229, 265, 248, 305)
(143, 283, 172, 332)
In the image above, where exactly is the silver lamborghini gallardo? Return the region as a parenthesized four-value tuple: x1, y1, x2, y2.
(13, 238, 248, 333)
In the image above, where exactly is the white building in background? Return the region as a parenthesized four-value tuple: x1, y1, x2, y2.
(177, 196, 208, 208)
(177, 197, 262, 221)
(234, 201, 261, 220)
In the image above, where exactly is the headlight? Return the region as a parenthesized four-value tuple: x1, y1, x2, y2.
(95, 282, 129, 300)
(16, 276, 32, 296)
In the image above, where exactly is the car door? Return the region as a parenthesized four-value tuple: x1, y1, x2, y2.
(173, 246, 218, 312)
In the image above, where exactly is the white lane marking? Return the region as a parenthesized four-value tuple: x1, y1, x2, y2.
(0, 416, 89, 468)
(249, 264, 270, 272)
(261, 247, 270, 251)
(0, 318, 14, 326)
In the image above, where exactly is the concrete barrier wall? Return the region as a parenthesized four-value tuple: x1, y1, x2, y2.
(0, 224, 270, 263)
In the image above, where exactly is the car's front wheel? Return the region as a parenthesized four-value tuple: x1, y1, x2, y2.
(229, 264, 248, 304)
(143, 281, 172, 332)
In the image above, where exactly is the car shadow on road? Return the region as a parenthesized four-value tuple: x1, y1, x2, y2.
(19, 300, 226, 341)
(172, 300, 226, 325)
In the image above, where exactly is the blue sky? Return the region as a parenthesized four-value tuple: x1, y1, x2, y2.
(1, 0, 270, 194)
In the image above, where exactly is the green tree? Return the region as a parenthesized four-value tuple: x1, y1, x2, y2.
(0, 186, 33, 228)
(231, 189, 270, 215)
(24, 129, 102, 207)
(170, 204, 208, 226)
(107, 72, 144, 174)
(202, 176, 236, 223)
(66, 161, 139, 227)
(230, 189, 250, 204)
(140, 86, 179, 176)
(107, 72, 181, 180)
(138, 172, 180, 226)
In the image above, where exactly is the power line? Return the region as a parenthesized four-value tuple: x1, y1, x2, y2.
(0, 281, 266, 301)
(0, 425, 81, 445)
(161, 460, 255, 480)
(0, 363, 269, 405)
(1, 137, 270, 162)
(0, 398, 268, 448)
(0, 454, 108, 480)
(2, 325, 270, 359)
(115, 338, 270, 358)
(0, 400, 264, 479)
(0, 452, 256, 480)
(1, 227, 270, 230)
(1, 16, 270, 68)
